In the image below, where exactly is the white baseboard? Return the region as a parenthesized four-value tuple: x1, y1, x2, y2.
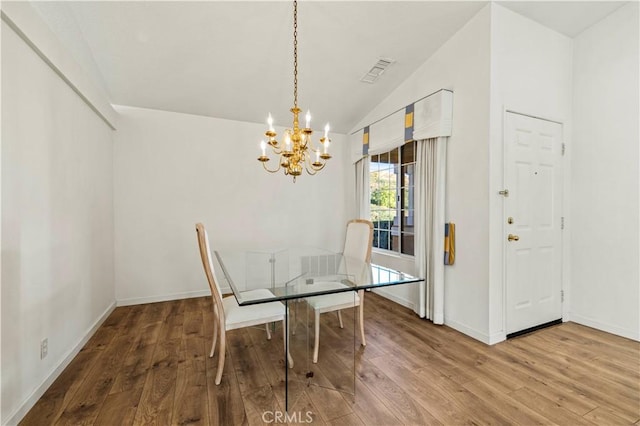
(489, 331, 506, 345)
(4, 301, 116, 426)
(444, 318, 491, 344)
(116, 289, 213, 307)
(372, 288, 417, 312)
(568, 313, 639, 342)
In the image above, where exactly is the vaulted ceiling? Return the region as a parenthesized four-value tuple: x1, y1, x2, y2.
(31, 1, 626, 133)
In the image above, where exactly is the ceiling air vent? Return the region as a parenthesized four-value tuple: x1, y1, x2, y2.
(360, 58, 395, 84)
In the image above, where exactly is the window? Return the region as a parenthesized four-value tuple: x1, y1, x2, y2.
(370, 142, 415, 255)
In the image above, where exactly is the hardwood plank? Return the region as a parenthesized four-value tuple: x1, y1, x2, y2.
(484, 343, 600, 416)
(305, 385, 353, 422)
(502, 335, 640, 421)
(462, 378, 554, 425)
(583, 406, 639, 425)
(132, 338, 181, 424)
(20, 347, 102, 425)
(172, 334, 209, 426)
(415, 363, 515, 425)
(109, 335, 157, 394)
(93, 388, 143, 426)
(356, 358, 441, 425)
(340, 377, 400, 426)
(370, 355, 475, 425)
(245, 324, 288, 387)
(228, 329, 272, 393)
(158, 299, 186, 341)
(55, 312, 137, 425)
(517, 332, 640, 392)
(109, 304, 154, 394)
(242, 385, 282, 426)
(509, 386, 597, 425)
(325, 413, 364, 426)
(20, 294, 640, 426)
(205, 356, 248, 426)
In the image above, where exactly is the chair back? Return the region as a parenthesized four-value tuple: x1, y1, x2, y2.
(195, 223, 225, 318)
(343, 219, 374, 262)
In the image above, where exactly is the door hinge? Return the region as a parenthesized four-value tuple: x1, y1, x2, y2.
(561, 290, 564, 302)
(562, 143, 566, 156)
(561, 216, 565, 230)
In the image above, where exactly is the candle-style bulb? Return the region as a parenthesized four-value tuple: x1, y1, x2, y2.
(285, 134, 291, 150)
(324, 123, 330, 138)
(267, 114, 274, 131)
(305, 110, 311, 128)
(260, 140, 266, 156)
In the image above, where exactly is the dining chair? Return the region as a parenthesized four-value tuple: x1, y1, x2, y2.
(306, 219, 373, 363)
(195, 223, 293, 385)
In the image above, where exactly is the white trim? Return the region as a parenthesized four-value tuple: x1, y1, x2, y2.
(116, 289, 213, 307)
(444, 318, 491, 345)
(0, 3, 117, 130)
(3, 301, 116, 426)
(489, 332, 507, 345)
(568, 314, 640, 342)
(372, 288, 416, 312)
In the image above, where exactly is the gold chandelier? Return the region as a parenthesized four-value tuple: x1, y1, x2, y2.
(257, 0, 331, 182)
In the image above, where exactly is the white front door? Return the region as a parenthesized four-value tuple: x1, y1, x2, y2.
(505, 112, 563, 334)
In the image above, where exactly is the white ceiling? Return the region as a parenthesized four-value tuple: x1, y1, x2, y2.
(497, 1, 626, 37)
(31, 1, 627, 133)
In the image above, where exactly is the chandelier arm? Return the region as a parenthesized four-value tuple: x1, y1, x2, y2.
(262, 160, 282, 174)
(271, 144, 284, 155)
(304, 164, 319, 175)
(304, 155, 325, 175)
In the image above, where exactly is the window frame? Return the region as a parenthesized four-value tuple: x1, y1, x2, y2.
(369, 141, 416, 257)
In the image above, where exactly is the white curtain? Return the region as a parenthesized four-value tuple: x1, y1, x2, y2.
(355, 158, 370, 219)
(414, 137, 447, 324)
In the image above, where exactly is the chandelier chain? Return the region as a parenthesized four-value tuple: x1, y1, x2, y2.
(293, 0, 298, 108)
(257, 0, 331, 181)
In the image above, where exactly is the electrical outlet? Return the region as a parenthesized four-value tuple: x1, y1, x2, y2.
(40, 338, 48, 359)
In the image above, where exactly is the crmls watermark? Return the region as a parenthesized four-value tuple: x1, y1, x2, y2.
(261, 410, 314, 424)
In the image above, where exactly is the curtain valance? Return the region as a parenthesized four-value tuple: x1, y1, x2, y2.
(413, 90, 453, 140)
(368, 109, 405, 155)
(349, 89, 453, 162)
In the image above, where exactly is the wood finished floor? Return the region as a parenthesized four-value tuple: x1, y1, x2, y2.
(21, 293, 640, 425)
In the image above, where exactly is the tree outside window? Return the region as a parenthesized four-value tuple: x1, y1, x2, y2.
(370, 142, 415, 255)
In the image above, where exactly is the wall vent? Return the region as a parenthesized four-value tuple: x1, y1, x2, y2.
(360, 58, 394, 84)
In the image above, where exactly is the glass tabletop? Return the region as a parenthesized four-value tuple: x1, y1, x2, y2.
(213, 247, 421, 305)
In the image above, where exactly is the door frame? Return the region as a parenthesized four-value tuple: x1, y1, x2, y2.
(501, 108, 568, 337)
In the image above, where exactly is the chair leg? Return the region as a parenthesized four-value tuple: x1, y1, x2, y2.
(265, 323, 272, 340)
(282, 318, 294, 368)
(313, 310, 320, 364)
(359, 291, 366, 346)
(210, 306, 218, 357)
(215, 328, 226, 385)
(337, 310, 344, 329)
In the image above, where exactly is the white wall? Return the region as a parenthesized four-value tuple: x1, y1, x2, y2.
(1, 18, 115, 424)
(350, 5, 492, 340)
(488, 4, 573, 342)
(113, 106, 350, 304)
(570, 2, 639, 340)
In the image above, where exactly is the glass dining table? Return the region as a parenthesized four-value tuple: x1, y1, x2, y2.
(213, 247, 423, 413)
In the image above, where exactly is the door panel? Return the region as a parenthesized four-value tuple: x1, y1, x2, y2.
(505, 112, 563, 334)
